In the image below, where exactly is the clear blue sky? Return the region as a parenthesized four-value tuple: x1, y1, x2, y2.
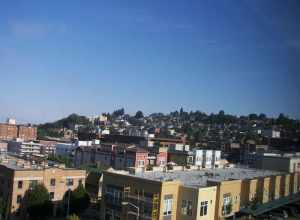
(0, 0, 299, 123)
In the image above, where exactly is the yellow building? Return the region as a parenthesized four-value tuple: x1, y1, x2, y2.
(101, 166, 300, 220)
(0, 155, 86, 219)
(207, 179, 242, 220)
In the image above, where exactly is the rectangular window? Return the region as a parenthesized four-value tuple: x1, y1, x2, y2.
(50, 179, 56, 186)
(29, 180, 38, 189)
(163, 195, 173, 216)
(223, 194, 232, 216)
(138, 160, 145, 166)
(17, 195, 22, 204)
(200, 201, 208, 216)
(181, 200, 187, 215)
(66, 178, 74, 186)
(18, 181, 23, 189)
(50, 192, 54, 200)
(105, 185, 122, 205)
(181, 200, 192, 216)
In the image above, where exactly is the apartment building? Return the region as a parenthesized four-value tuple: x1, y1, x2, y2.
(101, 167, 300, 220)
(0, 141, 8, 155)
(0, 123, 37, 141)
(74, 144, 150, 170)
(17, 125, 37, 141)
(8, 140, 44, 157)
(191, 149, 221, 169)
(0, 155, 86, 219)
(55, 142, 77, 157)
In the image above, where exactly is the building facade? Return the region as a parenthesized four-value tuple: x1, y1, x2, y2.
(256, 154, 300, 173)
(0, 156, 86, 219)
(101, 168, 300, 220)
(74, 144, 150, 170)
(0, 123, 37, 141)
(192, 149, 221, 169)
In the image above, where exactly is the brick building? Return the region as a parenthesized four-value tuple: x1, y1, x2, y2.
(0, 123, 37, 141)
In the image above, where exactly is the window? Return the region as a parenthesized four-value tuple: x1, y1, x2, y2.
(17, 195, 22, 204)
(222, 194, 232, 216)
(50, 179, 56, 186)
(49, 192, 54, 200)
(66, 178, 74, 186)
(200, 201, 208, 216)
(181, 200, 193, 216)
(29, 180, 38, 189)
(138, 160, 145, 167)
(163, 195, 173, 216)
(105, 185, 122, 205)
(18, 181, 23, 189)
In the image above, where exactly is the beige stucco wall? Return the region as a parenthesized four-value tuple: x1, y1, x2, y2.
(196, 186, 217, 220)
(160, 181, 181, 220)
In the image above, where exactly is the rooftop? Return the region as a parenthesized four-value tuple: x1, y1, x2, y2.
(0, 154, 73, 171)
(128, 167, 283, 188)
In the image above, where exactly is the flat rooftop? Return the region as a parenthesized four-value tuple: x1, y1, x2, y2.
(130, 168, 284, 188)
(0, 154, 68, 170)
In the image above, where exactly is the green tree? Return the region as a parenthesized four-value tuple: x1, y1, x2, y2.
(65, 183, 90, 215)
(0, 197, 6, 220)
(258, 113, 267, 120)
(135, 110, 144, 119)
(68, 214, 80, 220)
(112, 108, 125, 118)
(22, 184, 53, 220)
(48, 155, 72, 167)
(248, 113, 258, 121)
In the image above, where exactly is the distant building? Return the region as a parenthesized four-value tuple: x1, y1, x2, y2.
(192, 149, 221, 168)
(17, 125, 37, 140)
(55, 142, 76, 157)
(7, 140, 43, 157)
(0, 141, 8, 155)
(256, 153, 300, 173)
(0, 123, 18, 141)
(263, 129, 280, 138)
(0, 122, 37, 141)
(74, 144, 150, 170)
(6, 118, 16, 125)
(0, 155, 86, 219)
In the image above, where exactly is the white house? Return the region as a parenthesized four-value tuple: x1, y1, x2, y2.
(193, 149, 221, 168)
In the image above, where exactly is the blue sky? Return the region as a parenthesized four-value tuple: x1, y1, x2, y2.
(0, 0, 299, 123)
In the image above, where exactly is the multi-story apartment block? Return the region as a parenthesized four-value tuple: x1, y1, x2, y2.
(192, 149, 221, 169)
(0, 123, 37, 141)
(0, 155, 86, 219)
(74, 144, 151, 170)
(0, 123, 18, 140)
(0, 141, 8, 155)
(55, 142, 77, 157)
(101, 167, 300, 220)
(17, 125, 37, 141)
(8, 140, 43, 157)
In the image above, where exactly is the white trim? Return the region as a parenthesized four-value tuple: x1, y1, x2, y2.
(63, 176, 85, 179)
(14, 177, 43, 181)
